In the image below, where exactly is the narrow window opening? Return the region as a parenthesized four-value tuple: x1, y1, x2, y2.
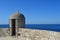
(11, 19, 16, 36)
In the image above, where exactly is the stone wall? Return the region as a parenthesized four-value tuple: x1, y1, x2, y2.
(0, 28, 60, 40)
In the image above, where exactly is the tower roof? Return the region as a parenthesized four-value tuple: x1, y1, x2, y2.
(10, 10, 25, 19)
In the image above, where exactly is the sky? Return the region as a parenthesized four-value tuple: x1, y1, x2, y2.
(0, 0, 60, 24)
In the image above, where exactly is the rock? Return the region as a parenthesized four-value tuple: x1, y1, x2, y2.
(0, 28, 60, 40)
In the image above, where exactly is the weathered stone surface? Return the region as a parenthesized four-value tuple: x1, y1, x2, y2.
(0, 28, 60, 40)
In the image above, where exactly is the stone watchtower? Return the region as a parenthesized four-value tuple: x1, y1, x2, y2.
(9, 10, 25, 37)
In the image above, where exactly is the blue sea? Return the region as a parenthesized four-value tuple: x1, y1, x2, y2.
(0, 24, 60, 32)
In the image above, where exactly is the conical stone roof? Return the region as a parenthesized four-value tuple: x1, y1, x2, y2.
(10, 10, 25, 19)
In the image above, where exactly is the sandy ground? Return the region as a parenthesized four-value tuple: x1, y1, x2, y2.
(0, 28, 60, 40)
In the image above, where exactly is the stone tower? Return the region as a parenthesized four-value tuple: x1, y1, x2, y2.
(9, 10, 25, 37)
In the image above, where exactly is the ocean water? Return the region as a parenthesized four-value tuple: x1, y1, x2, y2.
(0, 24, 60, 32)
